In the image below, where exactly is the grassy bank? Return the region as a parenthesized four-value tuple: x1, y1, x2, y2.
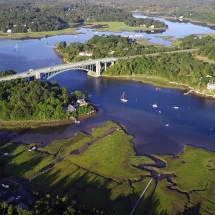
(102, 74, 188, 90)
(0, 121, 156, 214)
(84, 21, 166, 33)
(0, 27, 78, 40)
(0, 112, 96, 129)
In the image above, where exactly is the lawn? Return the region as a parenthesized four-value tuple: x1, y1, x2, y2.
(0, 27, 78, 40)
(84, 22, 165, 33)
(125, 75, 187, 89)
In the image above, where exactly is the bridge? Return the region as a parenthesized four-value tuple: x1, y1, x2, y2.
(0, 49, 198, 82)
(0, 57, 118, 82)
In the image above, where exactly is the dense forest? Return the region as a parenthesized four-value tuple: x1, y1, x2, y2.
(0, 3, 165, 33)
(56, 35, 179, 62)
(0, 79, 94, 121)
(0, 79, 69, 120)
(179, 35, 215, 60)
(1, 0, 215, 26)
(103, 51, 215, 90)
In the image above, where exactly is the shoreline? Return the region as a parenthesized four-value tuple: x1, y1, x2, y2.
(132, 11, 215, 28)
(0, 112, 97, 130)
(102, 75, 215, 99)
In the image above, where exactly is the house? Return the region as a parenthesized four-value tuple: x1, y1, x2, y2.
(179, 16, 183, 19)
(108, 50, 115, 55)
(66, 104, 76, 113)
(149, 25, 154, 29)
(207, 83, 215, 90)
(7, 29, 12, 33)
(79, 51, 92, 57)
(77, 99, 87, 106)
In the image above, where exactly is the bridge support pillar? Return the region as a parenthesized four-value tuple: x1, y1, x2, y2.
(35, 72, 41, 79)
(96, 61, 101, 76)
(104, 63, 107, 71)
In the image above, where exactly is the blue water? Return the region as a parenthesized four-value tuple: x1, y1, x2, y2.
(0, 15, 215, 155)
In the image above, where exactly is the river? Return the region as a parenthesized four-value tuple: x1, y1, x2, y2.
(0, 14, 215, 155)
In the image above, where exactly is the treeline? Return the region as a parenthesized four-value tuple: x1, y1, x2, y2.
(0, 3, 165, 33)
(103, 52, 215, 89)
(0, 194, 109, 215)
(0, 70, 16, 77)
(0, 79, 69, 120)
(56, 35, 179, 62)
(179, 35, 215, 60)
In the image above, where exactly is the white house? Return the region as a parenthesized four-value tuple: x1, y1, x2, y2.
(79, 51, 92, 57)
(149, 25, 154, 29)
(7, 29, 12, 33)
(108, 50, 115, 55)
(66, 104, 76, 113)
(207, 83, 215, 90)
(77, 99, 87, 106)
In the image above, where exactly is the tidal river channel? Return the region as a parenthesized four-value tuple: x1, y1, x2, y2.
(0, 14, 215, 156)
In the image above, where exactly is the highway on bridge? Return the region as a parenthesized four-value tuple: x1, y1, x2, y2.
(0, 49, 198, 81)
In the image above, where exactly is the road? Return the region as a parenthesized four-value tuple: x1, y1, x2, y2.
(0, 49, 198, 81)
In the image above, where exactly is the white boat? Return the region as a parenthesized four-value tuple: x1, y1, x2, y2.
(120, 92, 128, 102)
(74, 36, 77, 39)
(166, 124, 169, 127)
(152, 104, 157, 108)
(173, 106, 179, 109)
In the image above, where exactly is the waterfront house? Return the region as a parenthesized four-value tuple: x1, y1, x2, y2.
(7, 29, 12, 34)
(66, 104, 76, 113)
(77, 99, 87, 106)
(207, 83, 215, 90)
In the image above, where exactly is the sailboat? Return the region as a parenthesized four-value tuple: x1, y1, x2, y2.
(120, 92, 128, 102)
(14, 43, 18, 49)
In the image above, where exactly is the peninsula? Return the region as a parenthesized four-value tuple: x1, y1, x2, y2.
(0, 78, 96, 128)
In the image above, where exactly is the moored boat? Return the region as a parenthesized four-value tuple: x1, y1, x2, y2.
(152, 104, 157, 108)
(120, 92, 128, 102)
